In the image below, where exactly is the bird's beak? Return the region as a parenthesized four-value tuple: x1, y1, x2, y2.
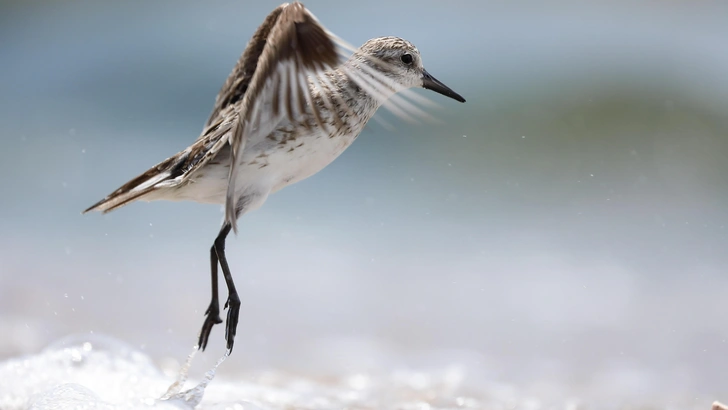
(422, 69, 466, 103)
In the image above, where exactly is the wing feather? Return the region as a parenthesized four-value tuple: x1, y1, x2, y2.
(203, 5, 287, 130)
(224, 2, 342, 232)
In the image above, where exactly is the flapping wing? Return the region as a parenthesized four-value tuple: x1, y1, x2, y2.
(203, 4, 287, 130)
(224, 2, 345, 232)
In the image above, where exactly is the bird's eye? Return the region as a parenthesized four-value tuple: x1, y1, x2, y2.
(400, 53, 413, 65)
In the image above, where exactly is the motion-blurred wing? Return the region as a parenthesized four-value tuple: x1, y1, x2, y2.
(224, 2, 344, 232)
(203, 4, 286, 130)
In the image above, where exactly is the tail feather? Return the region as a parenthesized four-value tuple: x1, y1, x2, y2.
(84, 105, 235, 215)
(83, 157, 179, 214)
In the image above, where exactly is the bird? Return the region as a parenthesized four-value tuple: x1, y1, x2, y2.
(83, 1, 466, 354)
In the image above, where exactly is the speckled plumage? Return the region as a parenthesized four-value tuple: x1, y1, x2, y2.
(83, 1, 465, 353)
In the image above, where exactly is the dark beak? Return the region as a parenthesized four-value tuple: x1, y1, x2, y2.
(422, 69, 466, 103)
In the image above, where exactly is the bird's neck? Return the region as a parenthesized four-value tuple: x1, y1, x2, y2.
(304, 63, 400, 139)
(326, 64, 399, 117)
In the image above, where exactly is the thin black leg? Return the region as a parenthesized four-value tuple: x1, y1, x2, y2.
(213, 223, 241, 352)
(198, 241, 223, 350)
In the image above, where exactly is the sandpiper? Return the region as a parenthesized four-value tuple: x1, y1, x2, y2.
(83, 1, 465, 353)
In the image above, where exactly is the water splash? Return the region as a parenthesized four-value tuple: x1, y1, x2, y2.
(160, 345, 198, 400)
(161, 347, 229, 408)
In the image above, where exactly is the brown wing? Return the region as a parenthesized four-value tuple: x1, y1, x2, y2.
(224, 2, 342, 232)
(203, 4, 286, 130)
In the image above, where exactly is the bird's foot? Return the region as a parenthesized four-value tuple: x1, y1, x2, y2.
(197, 302, 223, 351)
(223, 294, 241, 352)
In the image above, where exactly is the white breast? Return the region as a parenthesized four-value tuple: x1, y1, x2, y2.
(265, 130, 358, 193)
(168, 117, 365, 208)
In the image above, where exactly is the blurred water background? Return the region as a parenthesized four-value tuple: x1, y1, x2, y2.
(1, 0, 727, 408)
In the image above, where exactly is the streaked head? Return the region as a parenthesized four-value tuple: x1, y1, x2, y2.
(352, 36, 466, 103)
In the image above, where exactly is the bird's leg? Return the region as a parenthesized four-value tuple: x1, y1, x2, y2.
(198, 239, 224, 350)
(213, 223, 241, 352)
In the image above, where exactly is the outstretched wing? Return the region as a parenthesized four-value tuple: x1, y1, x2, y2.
(223, 2, 345, 232)
(203, 4, 287, 130)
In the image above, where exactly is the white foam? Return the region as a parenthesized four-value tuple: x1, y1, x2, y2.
(0, 334, 719, 410)
(0, 334, 496, 410)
